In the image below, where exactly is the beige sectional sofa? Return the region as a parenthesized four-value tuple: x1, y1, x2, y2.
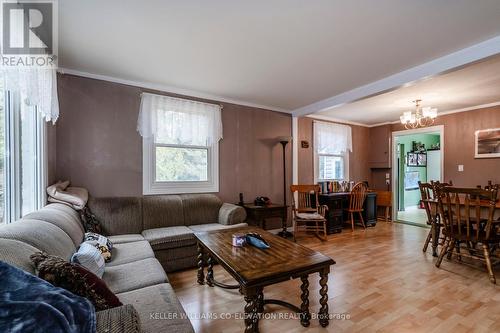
(0, 194, 247, 333)
(88, 194, 247, 272)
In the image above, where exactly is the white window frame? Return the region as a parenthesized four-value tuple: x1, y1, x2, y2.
(314, 151, 349, 183)
(142, 121, 219, 195)
(3, 90, 47, 223)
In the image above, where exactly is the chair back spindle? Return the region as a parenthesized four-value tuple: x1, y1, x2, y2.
(435, 186, 498, 243)
(290, 185, 321, 215)
(349, 182, 368, 212)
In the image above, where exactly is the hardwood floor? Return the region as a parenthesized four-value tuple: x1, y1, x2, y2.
(169, 222, 500, 333)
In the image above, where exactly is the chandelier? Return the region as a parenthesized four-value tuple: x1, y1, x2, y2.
(400, 99, 438, 129)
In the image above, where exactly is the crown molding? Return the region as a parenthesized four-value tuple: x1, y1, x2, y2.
(57, 67, 292, 114)
(309, 101, 500, 128)
(384, 101, 500, 125)
(306, 114, 371, 127)
(292, 35, 500, 117)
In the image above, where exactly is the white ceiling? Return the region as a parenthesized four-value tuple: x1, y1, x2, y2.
(314, 54, 500, 126)
(59, 1, 500, 112)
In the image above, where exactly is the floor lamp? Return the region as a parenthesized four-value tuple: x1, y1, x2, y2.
(277, 136, 293, 238)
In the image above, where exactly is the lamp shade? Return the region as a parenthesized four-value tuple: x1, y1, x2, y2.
(277, 136, 293, 143)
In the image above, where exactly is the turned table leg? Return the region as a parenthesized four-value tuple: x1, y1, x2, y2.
(197, 243, 205, 285)
(300, 275, 311, 327)
(243, 289, 259, 333)
(206, 255, 214, 287)
(318, 269, 329, 327)
(257, 289, 264, 313)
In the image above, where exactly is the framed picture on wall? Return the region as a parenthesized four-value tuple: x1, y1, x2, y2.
(405, 171, 420, 190)
(407, 153, 418, 166)
(475, 128, 500, 158)
(417, 153, 427, 166)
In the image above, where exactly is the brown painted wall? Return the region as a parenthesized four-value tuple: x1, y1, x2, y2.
(55, 74, 292, 208)
(371, 105, 500, 188)
(297, 117, 371, 185)
(54, 73, 498, 221)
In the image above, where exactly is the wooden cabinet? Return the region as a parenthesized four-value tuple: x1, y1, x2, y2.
(369, 125, 391, 169)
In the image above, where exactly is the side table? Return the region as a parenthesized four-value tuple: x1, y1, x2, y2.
(241, 204, 288, 235)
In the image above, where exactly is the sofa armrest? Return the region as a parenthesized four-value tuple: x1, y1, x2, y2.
(218, 203, 247, 225)
(96, 304, 142, 333)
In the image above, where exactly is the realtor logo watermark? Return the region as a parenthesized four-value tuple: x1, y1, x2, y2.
(1, 0, 57, 68)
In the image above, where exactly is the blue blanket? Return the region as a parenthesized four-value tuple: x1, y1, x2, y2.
(0, 261, 96, 333)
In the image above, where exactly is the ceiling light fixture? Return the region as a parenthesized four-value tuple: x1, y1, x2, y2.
(400, 99, 438, 129)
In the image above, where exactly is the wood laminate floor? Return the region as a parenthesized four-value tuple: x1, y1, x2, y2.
(169, 222, 500, 333)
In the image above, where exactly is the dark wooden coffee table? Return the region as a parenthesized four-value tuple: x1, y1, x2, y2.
(195, 226, 335, 333)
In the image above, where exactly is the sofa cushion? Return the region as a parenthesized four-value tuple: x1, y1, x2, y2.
(153, 246, 198, 273)
(44, 203, 84, 232)
(108, 234, 145, 244)
(88, 197, 143, 235)
(143, 195, 184, 229)
(117, 283, 194, 333)
(188, 222, 248, 233)
(180, 194, 222, 226)
(24, 205, 85, 247)
(218, 203, 247, 225)
(106, 240, 155, 267)
(96, 304, 141, 333)
(0, 219, 76, 260)
(0, 238, 39, 274)
(141, 226, 196, 250)
(103, 258, 167, 294)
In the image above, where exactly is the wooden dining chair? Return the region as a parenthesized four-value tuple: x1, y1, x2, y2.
(290, 185, 328, 242)
(420, 181, 437, 254)
(424, 180, 453, 256)
(435, 186, 499, 284)
(347, 182, 368, 232)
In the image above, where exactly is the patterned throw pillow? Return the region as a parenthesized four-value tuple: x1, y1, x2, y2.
(84, 232, 113, 262)
(71, 242, 105, 278)
(79, 206, 103, 234)
(30, 252, 122, 311)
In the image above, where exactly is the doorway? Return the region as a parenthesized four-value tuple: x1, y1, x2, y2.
(391, 125, 444, 225)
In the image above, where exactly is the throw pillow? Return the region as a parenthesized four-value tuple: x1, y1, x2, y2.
(79, 206, 103, 234)
(30, 252, 122, 311)
(84, 232, 113, 262)
(71, 242, 105, 278)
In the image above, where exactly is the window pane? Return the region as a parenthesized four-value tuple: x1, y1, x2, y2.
(319, 155, 344, 180)
(0, 81, 4, 223)
(155, 146, 208, 182)
(19, 103, 38, 216)
(155, 110, 209, 146)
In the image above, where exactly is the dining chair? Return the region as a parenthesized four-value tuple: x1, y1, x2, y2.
(420, 180, 452, 256)
(375, 190, 392, 223)
(290, 185, 328, 242)
(435, 185, 499, 284)
(419, 181, 437, 254)
(347, 182, 368, 232)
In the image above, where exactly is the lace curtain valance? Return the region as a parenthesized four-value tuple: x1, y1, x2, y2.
(314, 121, 352, 154)
(2, 68, 59, 123)
(137, 93, 223, 146)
